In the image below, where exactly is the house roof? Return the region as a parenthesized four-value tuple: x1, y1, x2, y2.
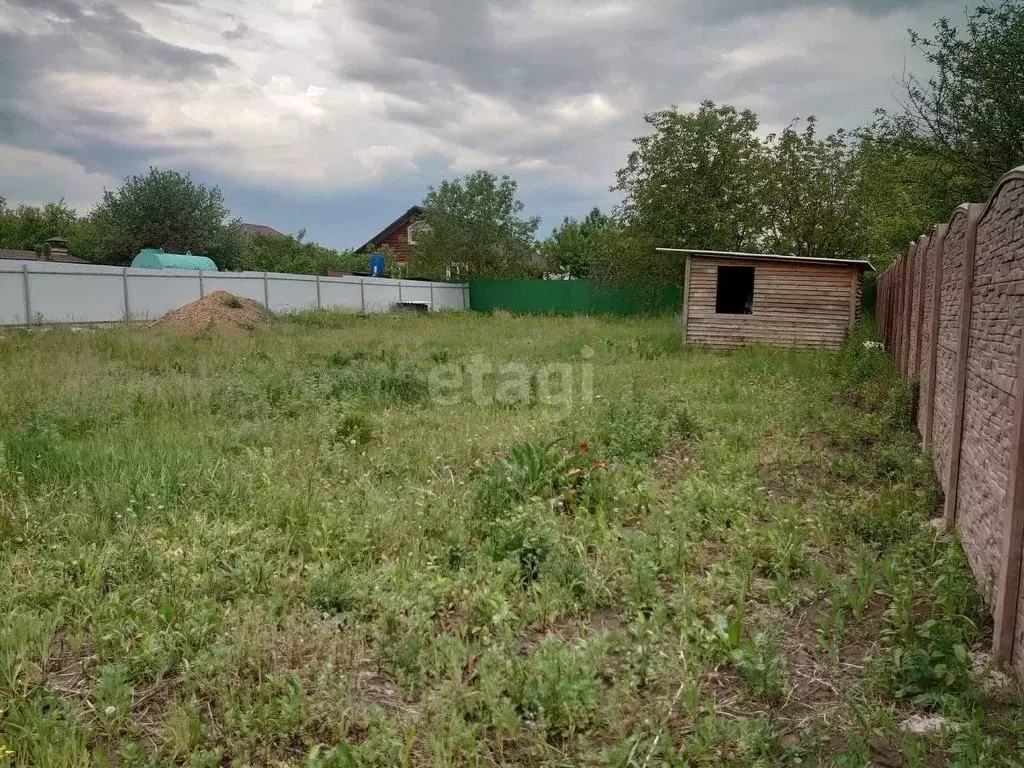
(655, 248, 875, 271)
(357, 206, 423, 253)
(242, 222, 286, 238)
(0, 248, 39, 261)
(0, 248, 88, 263)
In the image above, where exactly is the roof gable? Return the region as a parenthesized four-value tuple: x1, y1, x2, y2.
(358, 206, 423, 252)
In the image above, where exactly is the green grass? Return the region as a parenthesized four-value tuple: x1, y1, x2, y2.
(0, 313, 1019, 766)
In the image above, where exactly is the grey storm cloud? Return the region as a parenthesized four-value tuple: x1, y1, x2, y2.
(1, 0, 228, 175)
(0, 0, 970, 229)
(336, 0, 959, 179)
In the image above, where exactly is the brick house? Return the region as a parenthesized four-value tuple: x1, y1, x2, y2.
(357, 206, 423, 264)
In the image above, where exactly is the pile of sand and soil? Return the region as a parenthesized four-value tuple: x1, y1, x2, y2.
(157, 291, 271, 334)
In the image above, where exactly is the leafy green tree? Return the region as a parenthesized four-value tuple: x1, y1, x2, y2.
(0, 199, 80, 254)
(761, 118, 862, 259)
(852, 120, 972, 269)
(414, 170, 540, 278)
(539, 207, 615, 278)
(239, 230, 372, 276)
(613, 101, 766, 253)
(890, 0, 1024, 197)
(89, 168, 233, 265)
(205, 219, 250, 272)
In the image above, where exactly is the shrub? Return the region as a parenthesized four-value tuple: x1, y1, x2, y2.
(517, 640, 599, 737)
(596, 395, 700, 462)
(309, 567, 359, 614)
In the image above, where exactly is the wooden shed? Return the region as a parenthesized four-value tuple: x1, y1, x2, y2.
(659, 249, 874, 349)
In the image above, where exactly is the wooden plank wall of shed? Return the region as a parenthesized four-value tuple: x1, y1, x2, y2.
(685, 257, 860, 349)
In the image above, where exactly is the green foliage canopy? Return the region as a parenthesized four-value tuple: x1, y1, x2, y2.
(89, 168, 235, 266)
(415, 170, 540, 279)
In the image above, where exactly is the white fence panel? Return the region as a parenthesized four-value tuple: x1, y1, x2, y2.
(28, 270, 125, 323)
(434, 284, 468, 310)
(268, 275, 318, 313)
(203, 273, 267, 305)
(0, 269, 26, 324)
(0, 261, 469, 325)
(128, 271, 201, 320)
(320, 278, 364, 311)
(399, 282, 431, 305)
(363, 281, 399, 312)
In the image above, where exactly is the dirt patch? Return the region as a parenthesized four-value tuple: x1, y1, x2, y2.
(516, 609, 626, 655)
(757, 432, 833, 501)
(157, 291, 270, 335)
(45, 627, 95, 701)
(653, 437, 695, 487)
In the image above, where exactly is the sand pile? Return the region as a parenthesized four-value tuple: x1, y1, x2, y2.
(158, 291, 270, 334)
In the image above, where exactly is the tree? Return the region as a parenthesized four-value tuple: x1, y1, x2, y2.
(238, 229, 374, 276)
(890, 0, 1024, 198)
(89, 168, 233, 265)
(613, 101, 766, 253)
(852, 119, 972, 269)
(0, 199, 79, 254)
(539, 207, 615, 278)
(414, 170, 540, 278)
(760, 118, 862, 259)
(205, 219, 250, 272)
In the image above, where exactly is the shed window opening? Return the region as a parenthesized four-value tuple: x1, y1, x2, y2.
(715, 266, 755, 315)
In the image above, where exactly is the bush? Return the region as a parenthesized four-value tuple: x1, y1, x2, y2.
(517, 640, 599, 737)
(596, 395, 700, 462)
(309, 567, 359, 614)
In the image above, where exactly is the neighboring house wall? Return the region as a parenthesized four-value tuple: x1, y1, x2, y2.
(360, 207, 423, 264)
(684, 256, 863, 349)
(378, 222, 416, 263)
(877, 166, 1024, 677)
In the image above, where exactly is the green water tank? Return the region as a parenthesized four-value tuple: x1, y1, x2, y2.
(131, 248, 218, 271)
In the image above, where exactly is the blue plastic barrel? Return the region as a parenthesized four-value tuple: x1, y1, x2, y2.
(370, 252, 386, 277)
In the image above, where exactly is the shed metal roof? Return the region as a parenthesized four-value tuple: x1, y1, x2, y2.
(655, 248, 874, 271)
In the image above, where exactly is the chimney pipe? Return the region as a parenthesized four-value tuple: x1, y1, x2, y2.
(46, 237, 69, 262)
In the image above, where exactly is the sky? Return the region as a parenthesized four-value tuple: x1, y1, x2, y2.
(0, 0, 968, 250)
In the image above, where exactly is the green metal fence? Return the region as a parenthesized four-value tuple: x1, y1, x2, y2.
(468, 280, 681, 316)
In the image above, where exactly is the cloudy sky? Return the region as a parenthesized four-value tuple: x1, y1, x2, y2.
(0, 0, 967, 249)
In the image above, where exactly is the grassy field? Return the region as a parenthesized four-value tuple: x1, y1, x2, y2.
(0, 312, 1020, 766)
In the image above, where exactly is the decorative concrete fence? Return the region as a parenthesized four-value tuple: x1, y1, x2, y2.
(0, 260, 469, 325)
(877, 166, 1024, 674)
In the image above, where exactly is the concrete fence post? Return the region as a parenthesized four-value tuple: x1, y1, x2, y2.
(944, 203, 983, 526)
(893, 256, 902, 358)
(902, 242, 917, 375)
(429, 282, 434, 312)
(895, 259, 904, 355)
(123, 267, 131, 321)
(21, 264, 31, 326)
(896, 250, 908, 365)
(922, 225, 948, 448)
(263, 272, 270, 309)
(198, 269, 205, 299)
(912, 235, 929, 377)
(316, 276, 322, 309)
(887, 272, 894, 344)
(359, 279, 366, 313)
(398, 280, 403, 304)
